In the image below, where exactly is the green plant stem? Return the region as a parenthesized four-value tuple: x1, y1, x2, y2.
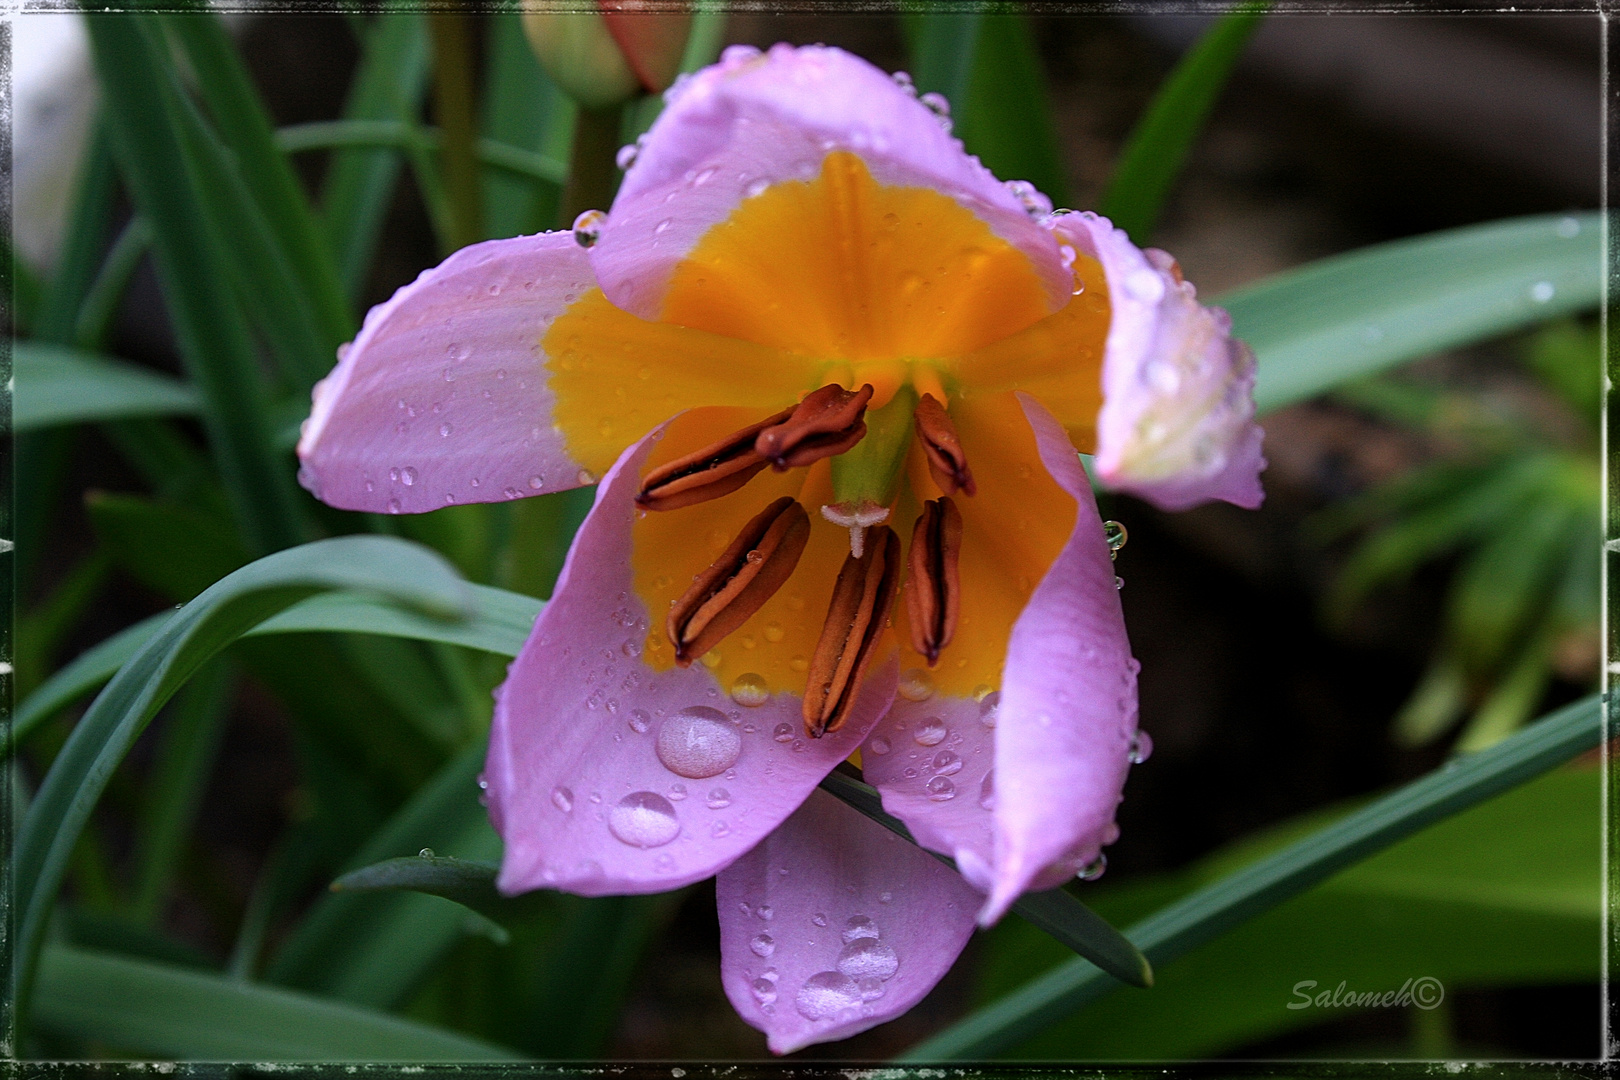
(561, 104, 625, 228)
(73, 217, 153, 351)
(279, 121, 568, 186)
(428, 11, 484, 252)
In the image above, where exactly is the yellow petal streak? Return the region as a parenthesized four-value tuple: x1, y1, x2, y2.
(951, 251, 1111, 452)
(894, 391, 1077, 698)
(660, 151, 1055, 360)
(633, 408, 887, 698)
(545, 290, 816, 479)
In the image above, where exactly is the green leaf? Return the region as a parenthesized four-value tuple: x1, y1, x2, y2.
(161, 12, 352, 348)
(321, 13, 432, 303)
(86, 491, 250, 602)
(819, 769, 1152, 990)
(12, 536, 474, 1026)
(280, 120, 568, 188)
(481, 14, 571, 240)
(86, 16, 308, 555)
(956, 13, 1070, 209)
(899, 693, 1603, 1060)
(908, 9, 986, 127)
(1225, 213, 1604, 416)
(1100, 4, 1267, 243)
(36, 122, 119, 345)
(975, 765, 1598, 1059)
(33, 944, 519, 1060)
(73, 217, 153, 350)
(10, 610, 174, 756)
(12, 342, 199, 433)
(333, 853, 548, 935)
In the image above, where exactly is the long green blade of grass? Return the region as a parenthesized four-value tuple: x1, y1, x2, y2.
(11, 536, 473, 1026)
(908, 8, 986, 127)
(35, 121, 119, 344)
(12, 342, 200, 433)
(1226, 212, 1605, 415)
(321, 13, 432, 303)
(85, 16, 307, 555)
(898, 692, 1604, 1060)
(1100, 4, 1268, 243)
(34, 944, 519, 1060)
(281, 120, 568, 186)
(956, 13, 1070, 209)
(161, 12, 352, 347)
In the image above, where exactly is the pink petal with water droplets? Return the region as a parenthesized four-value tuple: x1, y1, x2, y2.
(592, 43, 1070, 320)
(862, 396, 1135, 925)
(1053, 212, 1266, 511)
(715, 788, 981, 1055)
(485, 423, 896, 897)
(298, 232, 596, 514)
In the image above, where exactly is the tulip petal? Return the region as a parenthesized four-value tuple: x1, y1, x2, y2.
(486, 423, 896, 898)
(864, 395, 1137, 925)
(715, 788, 982, 1055)
(593, 43, 1070, 323)
(298, 232, 597, 514)
(1055, 211, 1266, 511)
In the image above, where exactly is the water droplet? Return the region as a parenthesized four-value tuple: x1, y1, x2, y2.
(837, 938, 899, 980)
(667, 783, 687, 801)
(762, 621, 785, 643)
(979, 770, 996, 810)
(932, 750, 962, 776)
(868, 736, 891, 756)
(738, 902, 752, 916)
(891, 69, 916, 95)
(773, 723, 795, 743)
(529, 475, 545, 490)
(757, 903, 774, 921)
(386, 499, 402, 514)
(879, 891, 893, 904)
(573, 209, 608, 248)
(745, 178, 770, 198)
(730, 673, 769, 707)
(978, 691, 1001, 727)
(576, 468, 596, 486)
(627, 708, 652, 735)
(925, 776, 956, 801)
(1115, 576, 1124, 591)
(898, 668, 935, 701)
(1128, 729, 1154, 764)
(913, 717, 947, 746)
(707, 787, 732, 809)
(796, 971, 862, 1021)
(607, 791, 680, 848)
(751, 978, 778, 1006)
(400, 466, 417, 487)
(812, 912, 828, 927)
(858, 977, 885, 1001)
(699, 651, 721, 669)
(615, 143, 639, 170)
(1529, 280, 1556, 303)
(919, 91, 951, 130)
(418, 847, 435, 858)
(656, 707, 742, 778)
(750, 933, 776, 957)
(1077, 853, 1108, 881)
(1103, 519, 1128, 557)
(439, 423, 452, 437)
(843, 915, 880, 942)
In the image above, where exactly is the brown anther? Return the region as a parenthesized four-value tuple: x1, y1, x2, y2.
(754, 383, 874, 470)
(902, 497, 963, 667)
(668, 497, 810, 665)
(802, 525, 901, 738)
(914, 393, 977, 496)
(636, 407, 794, 511)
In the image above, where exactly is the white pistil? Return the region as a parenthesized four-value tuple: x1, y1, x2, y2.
(821, 500, 890, 558)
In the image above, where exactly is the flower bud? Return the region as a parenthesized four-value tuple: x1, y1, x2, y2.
(523, 3, 692, 108)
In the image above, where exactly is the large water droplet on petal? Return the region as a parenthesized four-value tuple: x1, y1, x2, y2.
(572, 209, 607, 248)
(750, 933, 776, 958)
(1077, 853, 1108, 881)
(837, 938, 899, 981)
(656, 707, 742, 778)
(796, 971, 862, 1021)
(913, 717, 947, 746)
(608, 791, 680, 848)
(1103, 519, 1129, 556)
(925, 776, 956, 801)
(1128, 729, 1154, 764)
(629, 708, 652, 734)
(898, 668, 935, 701)
(772, 723, 794, 743)
(707, 787, 732, 809)
(842, 915, 880, 943)
(931, 750, 962, 776)
(730, 673, 769, 707)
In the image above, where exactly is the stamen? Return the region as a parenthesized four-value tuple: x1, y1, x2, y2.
(914, 393, 978, 496)
(636, 408, 792, 511)
(902, 497, 962, 666)
(668, 496, 810, 665)
(754, 383, 874, 470)
(803, 525, 901, 737)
